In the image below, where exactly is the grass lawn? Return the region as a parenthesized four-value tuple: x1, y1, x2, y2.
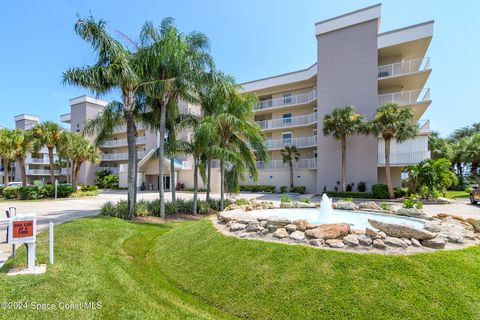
(444, 190, 470, 199)
(1, 217, 480, 319)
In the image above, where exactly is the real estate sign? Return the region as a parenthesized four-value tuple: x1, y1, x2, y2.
(8, 214, 36, 245)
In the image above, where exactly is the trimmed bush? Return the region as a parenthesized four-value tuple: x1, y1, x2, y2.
(372, 184, 389, 199)
(135, 200, 149, 217)
(281, 195, 292, 203)
(57, 185, 74, 198)
(324, 191, 375, 199)
(18, 186, 39, 200)
(299, 198, 311, 204)
(280, 186, 288, 193)
(235, 199, 249, 206)
(3, 187, 19, 199)
(80, 185, 98, 192)
(290, 186, 306, 194)
(240, 185, 276, 193)
(71, 190, 99, 197)
(39, 184, 55, 198)
(100, 201, 116, 216)
(394, 187, 407, 198)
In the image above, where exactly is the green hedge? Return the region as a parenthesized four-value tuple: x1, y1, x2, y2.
(324, 191, 376, 199)
(240, 185, 276, 193)
(0, 184, 74, 200)
(290, 186, 306, 194)
(372, 184, 389, 199)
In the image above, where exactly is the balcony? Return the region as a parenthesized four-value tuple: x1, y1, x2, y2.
(101, 151, 147, 161)
(378, 88, 430, 106)
(378, 58, 430, 78)
(257, 112, 317, 130)
(378, 132, 430, 166)
(255, 89, 317, 111)
(256, 158, 317, 170)
(377, 151, 430, 166)
(113, 123, 145, 133)
(266, 135, 317, 150)
(26, 169, 68, 175)
(101, 136, 146, 147)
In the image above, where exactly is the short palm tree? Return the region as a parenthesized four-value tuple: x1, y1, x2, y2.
(10, 129, 32, 186)
(0, 129, 16, 185)
(323, 106, 364, 192)
(464, 133, 480, 182)
(368, 103, 418, 199)
(31, 121, 63, 184)
(281, 146, 300, 190)
(69, 133, 100, 191)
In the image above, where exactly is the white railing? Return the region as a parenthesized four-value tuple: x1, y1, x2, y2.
(266, 135, 317, 149)
(378, 88, 430, 106)
(378, 57, 430, 78)
(26, 169, 68, 175)
(417, 119, 430, 133)
(257, 112, 317, 130)
(101, 151, 147, 161)
(256, 158, 317, 170)
(256, 89, 317, 111)
(377, 151, 430, 166)
(113, 123, 145, 133)
(101, 136, 146, 147)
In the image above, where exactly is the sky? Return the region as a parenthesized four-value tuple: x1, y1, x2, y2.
(0, 0, 478, 136)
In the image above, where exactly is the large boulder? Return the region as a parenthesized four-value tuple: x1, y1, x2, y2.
(219, 210, 253, 222)
(305, 223, 351, 240)
(433, 213, 467, 222)
(335, 201, 358, 211)
(294, 219, 309, 232)
(372, 239, 387, 250)
(285, 224, 297, 232)
(357, 235, 373, 246)
(294, 201, 316, 208)
(358, 201, 383, 212)
(368, 219, 436, 240)
(423, 220, 443, 233)
(326, 239, 345, 248)
(466, 218, 480, 233)
(267, 216, 291, 228)
(309, 239, 325, 247)
(289, 231, 305, 241)
(384, 237, 408, 248)
(395, 208, 427, 219)
(279, 202, 294, 208)
(245, 221, 260, 232)
(422, 238, 446, 249)
(343, 234, 359, 246)
(272, 228, 289, 239)
(229, 222, 247, 232)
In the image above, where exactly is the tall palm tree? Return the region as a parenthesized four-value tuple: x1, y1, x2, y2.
(0, 129, 16, 185)
(368, 103, 418, 199)
(448, 137, 467, 177)
(10, 129, 32, 186)
(281, 146, 300, 190)
(465, 133, 480, 182)
(322, 106, 364, 192)
(31, 121, 63, 184)
(136, 18, 213, 218)
(63, 16, 150, 219)
(198, 90, 268, 210)
(69, 133, 100, 191)
(428, 131, 451, 160)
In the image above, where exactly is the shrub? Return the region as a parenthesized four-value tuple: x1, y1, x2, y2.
(100, 175, 119, 189)
(100, 201, 116, 216)
(357, 182, 367, 192)
(71, 190, 99, 197)
(3, 187, 19, 199)
(380, 202, 392, 211)
(57, 185, 73, 198)
(402, 196, 415, 209)
(299, 198, 311, 204)
(346, 183, 353, 192)
(0, 186, 4, 197)
(290, 186, 306, 194)
(235, 198, 249, 206)
(18, 186, 39, 200)
(324, 191, 375, 199)
(114, 200, 129, 218)
(198, 201, 212, 214)
(175, 182, 185, 191)
(393, 187, 407, 198)
(280, 186, 288, 193)
(372, 184, 389, 199)
(39, 184, 55, 198)
(340, 197, 353, 202)
(135, 200, 149, 217)
(184, 188, 207, 192)
(240, 185, 276, 193)
(415, 200, 423, 209)
(80, 185, 98, 192)
(281, 195, 292, 203)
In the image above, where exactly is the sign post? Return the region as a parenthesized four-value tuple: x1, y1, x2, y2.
(8, 214, 37, 270)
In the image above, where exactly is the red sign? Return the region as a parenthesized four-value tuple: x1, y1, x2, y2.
(12, 220, 34, 238)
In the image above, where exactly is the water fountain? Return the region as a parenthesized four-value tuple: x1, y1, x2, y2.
(318, 193, 334, 216)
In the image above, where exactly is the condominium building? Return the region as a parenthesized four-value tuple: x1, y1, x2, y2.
(241, 3, 432, 193)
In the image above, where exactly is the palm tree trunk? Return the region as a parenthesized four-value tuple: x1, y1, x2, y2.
(18, 156, 27, 187)
(289, 160, 294, 189)
(3, 159, 9, 185)
(48, 146, 55, 184)
(220, 159, 225, 211)
(126, 111, 138, 220)
(170, 157, 176, 202)
(206, 157, 211, 201)
(341, 136, 347, 192)
(158, 97, 168, 219)
(385, 138, 395, 199)
(73, 161, 80, 192)
(193, 157, 198, 215)
(456, 162, 462, 177)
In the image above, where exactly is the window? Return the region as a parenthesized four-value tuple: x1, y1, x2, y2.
(283, 113, 292, 124)
(283, 93, 292, 105)
(313, 129, 317, 136)
(282, 132, 292, 145)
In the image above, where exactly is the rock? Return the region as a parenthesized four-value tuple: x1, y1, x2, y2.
(357, 235, 373, 246)
(309, 239, 325, 247)
(245, 221, 260, 232)
(225, 204, 238, 211)
(267, 224, 277, 232)
(294, 219, 309, 232)
(294, 201, 316, 208)
(443, 217, 474, 231)
(305, 223, 350, 240)
(343, 234, 359, 246)
(384, 237, 408, 248)
(466, 218, 480, 233)
(434, 213, 467, 222)
(352, 229, 366, 235)
(366, 228, 379, 238)
(267, 216, 291, 228)
(372, 239, 387, 250)
(272, 228, 289, 239)
(259, 220, 267, 228)
(359, 201, 383, 212)
(368, 219, 436, 240)
(401, 238, 412, 246)
(261, 203, 268, 209)
(279, 202, 294, 208)
(267, 204, 275, 209)
(422, 238, 446, 249)
(435, 197, 453, 204)
(411, 238, 422, 247)
(245, 205, 254, 211)
(326, 239, 345, 248)
(239, 232, 247, 238)
(306, 223, 319, 230)
(335, 201, 358, 210)
(229, 222, 247, 231)
(424, 221, 442, 233)
(236, 217, 257, 224)
(378, 231, 387, 239)
(285, 224, 297, 232)
(258, 228, 269, 236)
(395, 208, 427, 218)
(289, 231, 305, 241)
(218, 210, 253, 222)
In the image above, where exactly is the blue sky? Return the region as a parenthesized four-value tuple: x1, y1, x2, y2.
(0, 0, 478, 136)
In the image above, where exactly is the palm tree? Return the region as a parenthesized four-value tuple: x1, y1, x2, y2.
(10, 129, 32, 186)
(368, 103, 418, 199)
(0, 129, 16, 185)
(63, 16, 149, 219)
(198, 90, 268, 210)
(465, 133, 480, 182)
(31, 121, 63, 184)
(69, 133, 100, 191)
(281, 146, 300, 190)
(322, 106, 364, 192)
(136, 18, 213, 218)
(428, 131, 451, 160)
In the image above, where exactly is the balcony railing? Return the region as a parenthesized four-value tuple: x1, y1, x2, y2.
(256, 158, 317, 170)
(378, 88, 430, 106)
(377, 151, 430, 166)
(113, 123, 145, 132)
(26, 169, 68, 175)
(255, 89, 317, 111)
(257, 112, 317, 130)
(378, 57, 430, 78)
(266, 135, 317, 149)
(101, 136, 146, 147)
(417, 119, 430, 133)
(101, 151, 147, 161)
